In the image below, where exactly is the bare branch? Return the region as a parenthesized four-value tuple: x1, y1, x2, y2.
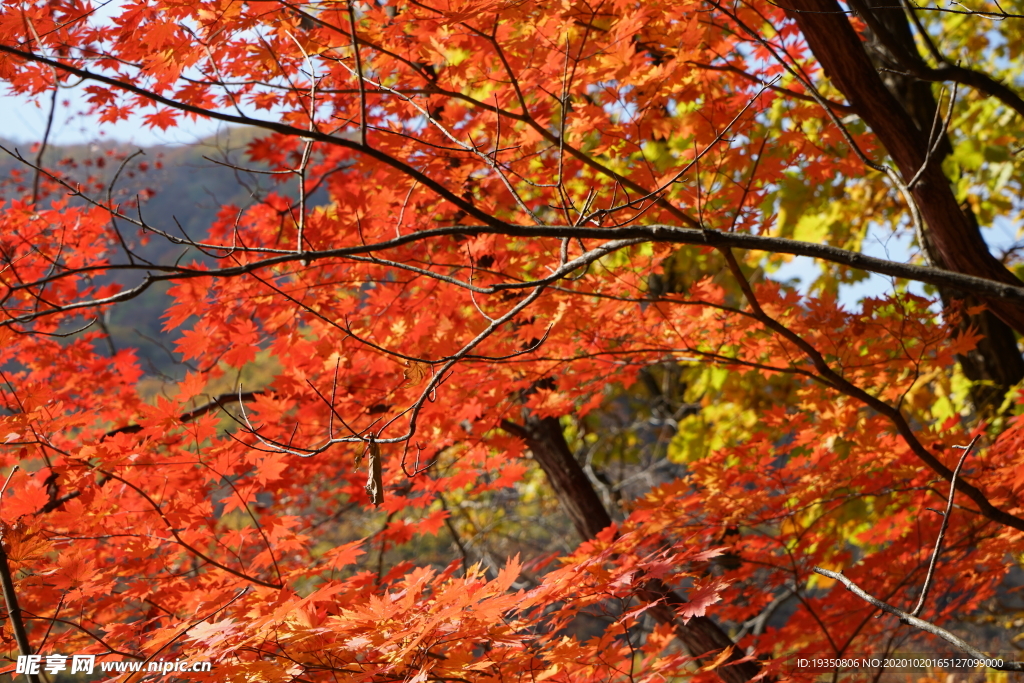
(812, 566, 1024, 671)
(909, 435, 978, 617)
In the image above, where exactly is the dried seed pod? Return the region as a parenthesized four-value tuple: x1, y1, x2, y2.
(364, 441, 383, 507)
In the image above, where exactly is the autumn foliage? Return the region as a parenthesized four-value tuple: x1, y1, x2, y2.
(0, 0, 1023, 680)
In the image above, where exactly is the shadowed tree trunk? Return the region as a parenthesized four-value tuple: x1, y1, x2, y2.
(787, 0, 1024, 410)
(502, 415, 763, 683)
(507, 11, 1024, 680)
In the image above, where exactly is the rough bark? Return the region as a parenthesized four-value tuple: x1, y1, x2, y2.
(948, 295, 1024, 409)
(785, 0, 1024, 338)
(855, 0, 1024, 407)
(502, 415, 762, 683)
(788, 0, 1024, 408)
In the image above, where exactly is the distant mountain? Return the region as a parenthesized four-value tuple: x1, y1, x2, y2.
(0, 127, 323, 378)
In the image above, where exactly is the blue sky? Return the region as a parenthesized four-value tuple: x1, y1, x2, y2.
(0, 83, 925, 306)
(4, 82, 1002, 310)
(1, 85, 224, 146)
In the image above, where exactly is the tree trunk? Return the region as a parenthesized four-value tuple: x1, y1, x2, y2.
(788, 0, 1024, 408)
(502, 415, 762, 683)
(786, 0, 1024, 333)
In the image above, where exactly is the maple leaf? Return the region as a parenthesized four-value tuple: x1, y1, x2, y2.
(526, 389, 575, 418)
(53, 548, 97, 590)
(492, 462, 527, 489)
(177, 371, 206, 402)
(256, 453, 289, 485)
(3, 480, 51, 519)
(381, 520, 415, 544)
(414, 509, 449, 536)
(187, 619, 238, 647)
(143, 108, 178, 131)
(322, 540, 365, 568)
(491, 554, 522, 594)
(678, 581, 728, 622)
(1, 523, 51, 566)
(220, 487, 257, 515)
(696, 646, 737, 673)
(223, 342, 259, 369)
(175, 324, 212, 360)
(2, 0, 1022, 677)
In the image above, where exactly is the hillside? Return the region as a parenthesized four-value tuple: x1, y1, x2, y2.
(0, 127, 322, 378)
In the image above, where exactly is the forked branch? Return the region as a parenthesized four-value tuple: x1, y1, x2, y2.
(812, 436, 1022, 671)
(720, 247, 1024, 532)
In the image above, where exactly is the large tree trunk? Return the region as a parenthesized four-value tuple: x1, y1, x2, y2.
(787, 0, 1024, 407)
(502, 415, 762, 683)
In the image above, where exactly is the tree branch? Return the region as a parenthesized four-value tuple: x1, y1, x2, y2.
(812, 567, 1024, 671)
(4, 217, 1024, 330)
(720, 247, 1024, 532)
(0, 467, 42, 683)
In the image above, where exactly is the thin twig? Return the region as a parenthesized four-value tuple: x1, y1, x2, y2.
(122, 587, 250, 683)
(812, 566, 1024, 671)
(719, 247, 1024, 532)
(907, 83, 958, 190)
(0, 467, 42, 683)
(909, 434, 978, 617)
(31, 86, 58, 205)
(347, 1, 367, 146)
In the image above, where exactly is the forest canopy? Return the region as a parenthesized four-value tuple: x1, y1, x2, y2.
(1, 0, 1024, 680)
